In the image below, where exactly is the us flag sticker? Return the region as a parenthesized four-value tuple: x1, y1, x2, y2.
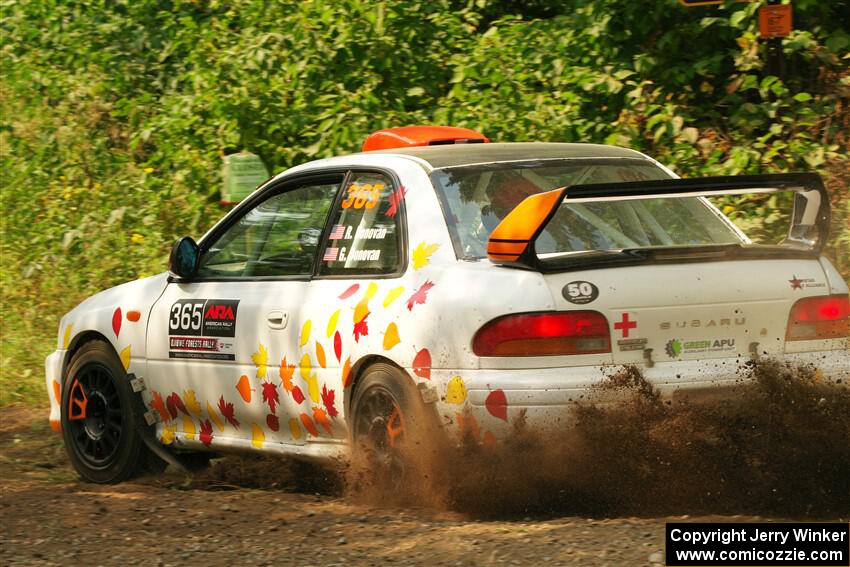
(328, 224, 345, 240)
(323, 247, 339, 262)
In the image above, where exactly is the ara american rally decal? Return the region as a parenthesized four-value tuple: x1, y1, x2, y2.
(168, 299, 239, 360)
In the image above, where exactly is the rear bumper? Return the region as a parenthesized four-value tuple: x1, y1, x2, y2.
(436, 350, 850, 439)
(45, 350, 64, 432)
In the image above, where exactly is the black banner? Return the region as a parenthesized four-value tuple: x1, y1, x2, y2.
(666, 522, 849, 566)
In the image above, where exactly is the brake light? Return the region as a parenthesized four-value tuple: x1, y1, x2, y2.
(786, 295, 850, 341)
(472, 311, 611, 356)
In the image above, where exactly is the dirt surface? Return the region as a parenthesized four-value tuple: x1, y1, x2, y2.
(2, 362, 849, 566)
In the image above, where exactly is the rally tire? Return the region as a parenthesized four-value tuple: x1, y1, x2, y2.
(61, 340, 162, 483)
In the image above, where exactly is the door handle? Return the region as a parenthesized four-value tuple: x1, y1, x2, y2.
(267, 310, 289, 330)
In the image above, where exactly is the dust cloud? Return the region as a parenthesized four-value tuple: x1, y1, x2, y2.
(185, 360, 850, 519)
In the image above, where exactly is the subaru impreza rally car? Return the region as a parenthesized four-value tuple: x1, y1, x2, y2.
(45, 126, 849, 483)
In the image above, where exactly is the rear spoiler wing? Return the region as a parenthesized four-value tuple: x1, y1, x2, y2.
(486, 173, 830, 270)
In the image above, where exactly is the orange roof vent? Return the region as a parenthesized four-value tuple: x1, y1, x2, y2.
(362, 125, 489, 152)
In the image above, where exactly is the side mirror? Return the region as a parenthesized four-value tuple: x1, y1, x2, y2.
(168, 236, 200, 279)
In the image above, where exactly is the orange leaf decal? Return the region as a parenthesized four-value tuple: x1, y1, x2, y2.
(456, 411, 480, 442)
(412, 348, 431, 379)
(150, 391, 170, 422)
(342, 357, 352, 388)
(236, 375, 252, 402)
(218, 396, 239, 428)
(312, 406, 333, 435)
(406, 281, 434, 311)
(321, 385, 338, 418)
(288, 417, 302, 440)
(52, 380, 61, 404)
(279, 356, 296, 393)
(383, 322, 400, 350)
(300, 413, 319, 437)
(316, 341, 327, 368)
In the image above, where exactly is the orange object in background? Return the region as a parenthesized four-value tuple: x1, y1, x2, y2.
(362, 125, 489, 151)
(487, 188, 565, 263)
(759, 4, 792, 38)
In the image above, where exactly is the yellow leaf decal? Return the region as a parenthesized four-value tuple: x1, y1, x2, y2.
(183, 389, 201, 415)
(364, 282, 379, 300)
(383, 322, 400, 350)
(251, 423, 265, 448)
(306, 373, 320, 404)
(326, 309, 340, 338)
(160, 423, 176, 445)
(288, 417, 302, 440)
(300, 320, 312, 347)
(236, 375, 252, 402)
(446, 376, 467, 405)
(316, 341, 327, 368)
(412, 242, 439, 270)
(299, 353, 312, 381)
(279, 356, 296, 392)
(63, 324, 73, 349)
(383, 286, 405, 308)
(251, 343, 268, 379)
(119, 345, 131, 371)
(207, 402, 225, 432)
(354, 299, 369, 324)
(181, 414, 196, 439)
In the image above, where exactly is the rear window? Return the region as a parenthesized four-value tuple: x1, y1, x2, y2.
(430, 159, 742, 259)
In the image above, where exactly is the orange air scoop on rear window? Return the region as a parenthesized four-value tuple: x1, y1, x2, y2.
(362, 125, 489, 152)
(487, 188, 566, 265)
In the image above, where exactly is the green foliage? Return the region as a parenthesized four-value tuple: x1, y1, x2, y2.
(1, 0, 848, 404)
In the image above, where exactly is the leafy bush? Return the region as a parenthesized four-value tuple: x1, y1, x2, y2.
(1, 0, 847, 403)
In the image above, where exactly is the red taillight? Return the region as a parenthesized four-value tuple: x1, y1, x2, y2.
(786, 295, 850, 341)
(472, 311, 611, 357)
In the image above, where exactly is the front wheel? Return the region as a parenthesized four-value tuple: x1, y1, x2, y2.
(61, 340, 162, 483)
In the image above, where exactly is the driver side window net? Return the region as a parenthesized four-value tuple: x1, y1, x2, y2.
(197, 181, 339, 278)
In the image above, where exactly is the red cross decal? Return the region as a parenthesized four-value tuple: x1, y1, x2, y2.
(614, 312, 637, 338)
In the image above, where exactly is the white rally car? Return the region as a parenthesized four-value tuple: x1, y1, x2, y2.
(45, 126, 849, 483)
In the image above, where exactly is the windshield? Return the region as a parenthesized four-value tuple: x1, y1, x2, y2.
(430, 159, 743, 259)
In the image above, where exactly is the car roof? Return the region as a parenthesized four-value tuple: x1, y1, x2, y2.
(362, 142, 647, 169)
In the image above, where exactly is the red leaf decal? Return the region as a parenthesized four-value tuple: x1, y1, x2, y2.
(150, 390, 170, 422)
(353, 314, 369, 342)
(333, 331, 342, 362)
(266, 414, 280, 432)
(112, 307, 122, 337)
(199, 419, 213, 446)
(300, 413, 319, 437)
(291, 385, 305, 405)
(218, 396, 240, 428)
(485, 389, 508, 421)
(406, 281, 434, 311)
(312, 406, 333, 435)
(412, 348, 431, 379)
(321, 385, 338, 418)
(166, 392, 188, 418)
(339, 284, 360, 300)
(385, 186, 407, 218)
(262, 381, 280, 414)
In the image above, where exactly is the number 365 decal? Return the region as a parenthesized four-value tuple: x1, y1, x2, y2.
(562, 281, 599, 305)
(341, 182, 384, 210)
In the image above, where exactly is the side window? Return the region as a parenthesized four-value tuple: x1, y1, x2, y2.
(319, 171, 403, 276)
(197, 180, 340, 278)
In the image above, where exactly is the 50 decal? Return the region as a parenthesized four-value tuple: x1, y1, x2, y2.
(341, 182, 384, 210)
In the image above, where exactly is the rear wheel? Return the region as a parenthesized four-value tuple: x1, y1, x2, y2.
(61, 340, 163, 483)
(350, 363, 443, 485)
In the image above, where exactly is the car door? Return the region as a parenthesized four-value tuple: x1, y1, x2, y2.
(145, 173, 344, 451)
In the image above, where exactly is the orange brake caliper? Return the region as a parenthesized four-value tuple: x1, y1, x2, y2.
(68, 379, 88, 421)
(386, 406, 404, 449)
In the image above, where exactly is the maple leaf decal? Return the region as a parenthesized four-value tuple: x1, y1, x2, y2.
(183, 389, 202, 415)
(411, 242, 439, 270)
(262, 381, 280, 414)
(150, 390, 170, 422)
(353, 313, 370, 342)
(252, 343, 268, 379)
(218, 396, 240, 428)
(406, 280, 435, 311)
(321, 385, 338, 418)
(166, 392, 189, 418)
(279, 356, 296, 393)
(384, 185, 407, 218)
(199, 419, 213, 446)
(312, 406, 333, 435)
